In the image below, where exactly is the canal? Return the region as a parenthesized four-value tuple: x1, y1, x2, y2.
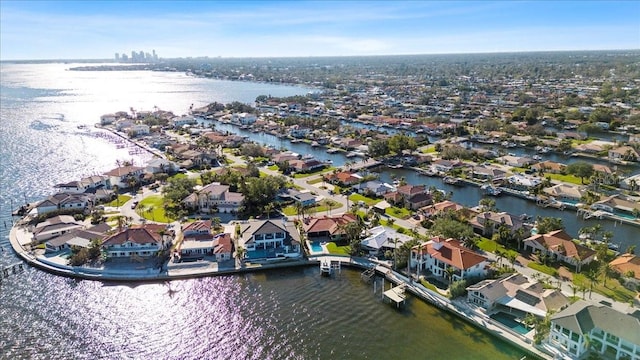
(209, 120, 639, 251)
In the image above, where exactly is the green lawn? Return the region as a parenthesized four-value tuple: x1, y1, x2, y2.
(545, 173, 584, 185)
(422, 145, 437, 154)
(385, 206, 412, 219)
(267, 165, 279, 171)
(348, 193, 379, 206)
(420, 279, 440, 293)
(292, 166, 336, 179)
(325, 242, 351, 255)
(573, 273, 636, 303)
(105, 195, 132, 207)
(306, 178, 323, 185)
(282, 200, 343, 216)
(527, 262, 560, 277)
(476, 237, 519, 259)
(168, 173, 188, 181)
(138, 195, 174, 223)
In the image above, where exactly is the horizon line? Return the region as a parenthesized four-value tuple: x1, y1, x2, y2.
(2, 48, 640, 63)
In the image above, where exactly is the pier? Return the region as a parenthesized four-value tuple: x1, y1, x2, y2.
(1, 262, 25, 280)
(382, 283, 407, 308)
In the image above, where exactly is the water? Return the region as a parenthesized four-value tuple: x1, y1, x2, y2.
(205, 115, 639, 250)
(0, 63, 525, 359)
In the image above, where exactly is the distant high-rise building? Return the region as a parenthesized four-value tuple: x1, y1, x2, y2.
(121, 54, 128, 61)
(115, 53, 120, 61)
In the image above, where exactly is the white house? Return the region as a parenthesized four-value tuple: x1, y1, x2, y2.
(44, 223, 111, 253)
(236, 219, 301, 260)
(100, 113, 117, 125)
(466, 273, 569, 318)
(101, 224, 171, 259)
(145, 158, 178, 174)
(171, 115, 198, 128)
(411, 236, 490, 282)
(182, 182, 244, 213)
(34, 193, 95, 215)
(233, 112, 257, 125)
(129, 124, 150, 136)
(33, 215, 84, 242)
(103, 165, 145, 189)
(178, 233, 233, 261)
(54, 175, 109, 194)
(360, 226, 413, 256)
(548, 300, 640, 360)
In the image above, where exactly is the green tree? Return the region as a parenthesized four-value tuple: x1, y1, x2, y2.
(536, 216, 564, 234)
(566, 161, 594, 184)
(430, 216, 475, 240)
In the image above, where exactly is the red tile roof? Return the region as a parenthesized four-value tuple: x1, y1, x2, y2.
(418, 237, 488, 270)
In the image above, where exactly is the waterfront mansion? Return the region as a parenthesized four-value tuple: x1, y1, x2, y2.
(410, 236, 490, 282)
(548, 300, 640, 360)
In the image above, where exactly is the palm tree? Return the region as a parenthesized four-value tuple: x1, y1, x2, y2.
(112, 185, 120, 206)
(445, 266, 456, 285)
(585, 268, 598, 299)
(235, 246, 246, 267)
(263, 202, 275, 219)
(600, 262, 614, 287)
(506, 252, 517, 270)
(569, 284, 578, 299)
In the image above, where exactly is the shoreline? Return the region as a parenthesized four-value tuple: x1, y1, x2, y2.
(7, 222, 550, 359)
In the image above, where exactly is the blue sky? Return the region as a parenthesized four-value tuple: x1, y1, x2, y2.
(1, 1, 638, 60)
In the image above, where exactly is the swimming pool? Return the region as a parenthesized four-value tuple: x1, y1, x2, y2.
(310, 242, 323, 252)
(490, 312, 532, 335)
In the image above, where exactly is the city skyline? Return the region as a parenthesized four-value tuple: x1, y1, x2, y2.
(1, 1, 639, 60)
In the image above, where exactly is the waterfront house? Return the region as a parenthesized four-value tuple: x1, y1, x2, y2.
(323, 171, 362, 186)
(170, 115, 198, 128)
(354, 180, 395, 197)
(303, 213, 357, 243)
(431, 159, 458, 173)
(543, 184, 585, 203)
(523, 230, 595, 270)
(101, 224, 171, 259)
(33, 215, 84, 242)
(609, 253, 640, 281)
(466, 273, 569, 318)
(34, 192, 95, 216)
(395, 184, 431, 210)
(104, 165, 145, 189)
(531, 161, 567, 174)
(272, 151, 300, 164)
(54, 175, 110, 194)
(145, 158, 179, 174)
(419, 200, 469, 218)
(232, 112, 257, 125)
(591, 164, 617, 186)
(360, 226, 413, 256)
(179, 233, 232, 261)
(505, 174, 541, 191)
(182, 182, 244, 213)
(608, 145, 639, 163)
(547, 300, 640, 360)
(100, 113, 117, 125)
(236, 219, 301, 260)
(469, 211, 524, 238)
(496, 155, 535, 168)
(468, 165, 507, 182)
(411, 237, 490, 283)
(128, 124, 150, 136)
(45, 224, 110, 253)
(591, 194, 640, 217)
(289, 158, 325, 173)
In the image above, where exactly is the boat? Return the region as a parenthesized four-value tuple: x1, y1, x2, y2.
(419, 168, 437, 176)
(443, 176, 462, 185)
(532, 155, 542, 161)
(481, 184, 502, 196)
(345, 152, 358, 158)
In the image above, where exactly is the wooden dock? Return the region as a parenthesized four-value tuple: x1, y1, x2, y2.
(383, 283, 407, 308)
(1, 262, 25, 280)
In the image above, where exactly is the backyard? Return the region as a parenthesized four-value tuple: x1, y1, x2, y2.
(138, 195, 174, 223)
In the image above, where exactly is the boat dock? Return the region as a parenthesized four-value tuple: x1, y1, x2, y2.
(1, 262, 25, 281)
(382, 283, 407, 308)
